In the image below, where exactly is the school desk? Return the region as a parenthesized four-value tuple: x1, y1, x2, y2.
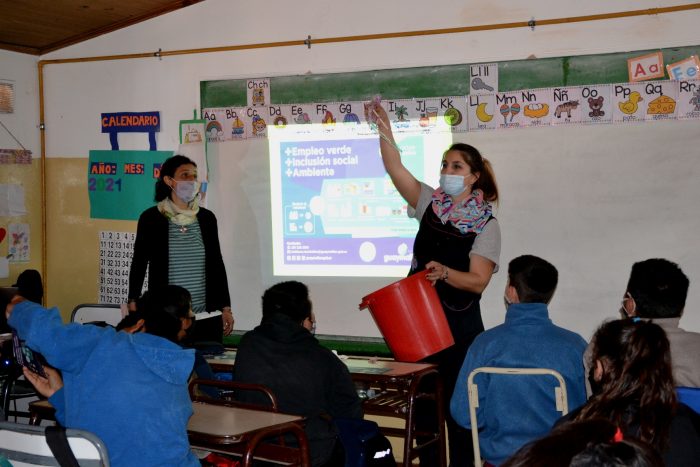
(188, 401, 309, 466)
(206, 352, 447, 467)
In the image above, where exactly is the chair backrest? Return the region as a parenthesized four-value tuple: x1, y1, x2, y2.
(0, 420, 110, 466)
(71, 304, 123, 327)
(188, 378, 279, 412)
(467, 367, 569, 466)
(677, 386, 700, 413)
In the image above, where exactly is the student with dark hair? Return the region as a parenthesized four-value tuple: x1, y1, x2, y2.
(619, 258, 700, 388)
(233, 281, 362, 467)
(7, 286, 199, 467)
(450, 255, 587, 465)
(502, 419, 664, 467)
(13, 269, 43, 304)
(565, 319, 700, 466)
(128, 154, 233, 344)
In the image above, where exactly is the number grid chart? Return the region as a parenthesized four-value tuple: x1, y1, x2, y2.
(98, 231, 148, 304)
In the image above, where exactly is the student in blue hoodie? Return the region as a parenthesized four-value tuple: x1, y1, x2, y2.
(450, 255, 587, 466)
(6, 286, 200, 467)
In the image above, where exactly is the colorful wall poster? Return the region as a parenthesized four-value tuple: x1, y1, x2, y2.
(247, 78, 270, 107)
(8, 223, 29, 262)
(469, 63, 498, 95)
(643, 81, 679, 121)
(677, 79, 700, 119)
(88, 150, 173, 220)
(612, 83, 647, 123)
(467, 93, 497, 131)
(578, 85, 613, 124)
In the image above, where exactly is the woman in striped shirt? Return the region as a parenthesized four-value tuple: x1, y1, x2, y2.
(128, 155, 233, 344)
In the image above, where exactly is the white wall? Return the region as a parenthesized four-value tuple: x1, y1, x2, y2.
(0, 50, 39, 155)
(28, 0, 700, 338)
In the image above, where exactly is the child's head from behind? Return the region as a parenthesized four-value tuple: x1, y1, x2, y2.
(118, 286, 193, 343)
(261, 281, 311, 324)
(589, 319, 674, 399)
(507, 255, 558, 304)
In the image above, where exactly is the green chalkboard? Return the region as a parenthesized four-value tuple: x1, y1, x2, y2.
(201, 45, 699, 108)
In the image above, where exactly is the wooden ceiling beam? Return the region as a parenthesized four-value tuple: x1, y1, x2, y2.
(0, 42, 41, 56)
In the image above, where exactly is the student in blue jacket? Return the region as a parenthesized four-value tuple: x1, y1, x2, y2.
(7, 286, 199, 467)
(450, 255, 587, 466)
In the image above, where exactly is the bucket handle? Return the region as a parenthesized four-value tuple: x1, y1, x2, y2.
(358, 298, 371, 310)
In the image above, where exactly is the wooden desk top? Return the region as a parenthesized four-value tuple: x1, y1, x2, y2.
(206, 351, 435, 378)
(188, 402, 303, 442)
(342, 357, 435, 377)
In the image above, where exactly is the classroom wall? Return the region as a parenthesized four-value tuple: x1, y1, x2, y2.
(15, 0, 700, 336)
(0, 50, 42, 286)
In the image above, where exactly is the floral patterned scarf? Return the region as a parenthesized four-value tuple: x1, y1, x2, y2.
(431, 188, 492, 234)
(157, 196, 200, 226)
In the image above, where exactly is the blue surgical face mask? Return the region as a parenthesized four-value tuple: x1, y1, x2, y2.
(439, 174, 467, 196)
(173, 180, 199, 203)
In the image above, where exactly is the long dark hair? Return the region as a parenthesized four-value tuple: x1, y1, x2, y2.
(503, 418, 663, 467)
(576, 319, 677, 449)
(154, 155, 197, 202)
(445, 143, 498, 202)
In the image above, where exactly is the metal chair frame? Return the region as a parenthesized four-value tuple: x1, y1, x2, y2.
(0, 420, 110, 466)
(70, 304, 123, 327)
(467, 367, 569, 466)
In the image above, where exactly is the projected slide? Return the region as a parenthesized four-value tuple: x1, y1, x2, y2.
(270, 124, 452, 277)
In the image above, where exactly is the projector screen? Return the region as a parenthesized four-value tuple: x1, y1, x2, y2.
(268, 122, 453, 277)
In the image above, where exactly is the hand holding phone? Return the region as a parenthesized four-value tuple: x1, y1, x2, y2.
(23, 365, 62, 398)
(12, 331, 46, 378)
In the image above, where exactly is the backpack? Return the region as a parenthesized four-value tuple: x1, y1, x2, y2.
(335, 418, 396, 467)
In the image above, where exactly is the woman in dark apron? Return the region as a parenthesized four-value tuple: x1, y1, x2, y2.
(368, 102, 501, 466)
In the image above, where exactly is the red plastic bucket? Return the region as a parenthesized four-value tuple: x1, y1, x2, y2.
(359, 270, 454, 362)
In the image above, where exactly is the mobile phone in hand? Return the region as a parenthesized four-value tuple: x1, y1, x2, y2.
(12, 331, 47, 378)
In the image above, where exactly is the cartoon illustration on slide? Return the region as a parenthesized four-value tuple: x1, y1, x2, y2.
(691, 89, 700, 111)
(587, 97, 605, 118)
(294, 113, 311, 124)
(646, 95, 676, 115)
(322, 110, 336, 126)
(618, 92, 643, 115)
(232, 116, 245, 138)
(444, 108, 462, 126)
(523, 103, 549, 119)
(343, 113, 360, 124)
(554, 100, 580, 118)
(252, 115, 267, 136)
(476, 103, 493, 122)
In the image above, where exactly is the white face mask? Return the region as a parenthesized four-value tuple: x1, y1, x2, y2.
(173, 180, 199, 203)
(439, 174, 467, 196)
